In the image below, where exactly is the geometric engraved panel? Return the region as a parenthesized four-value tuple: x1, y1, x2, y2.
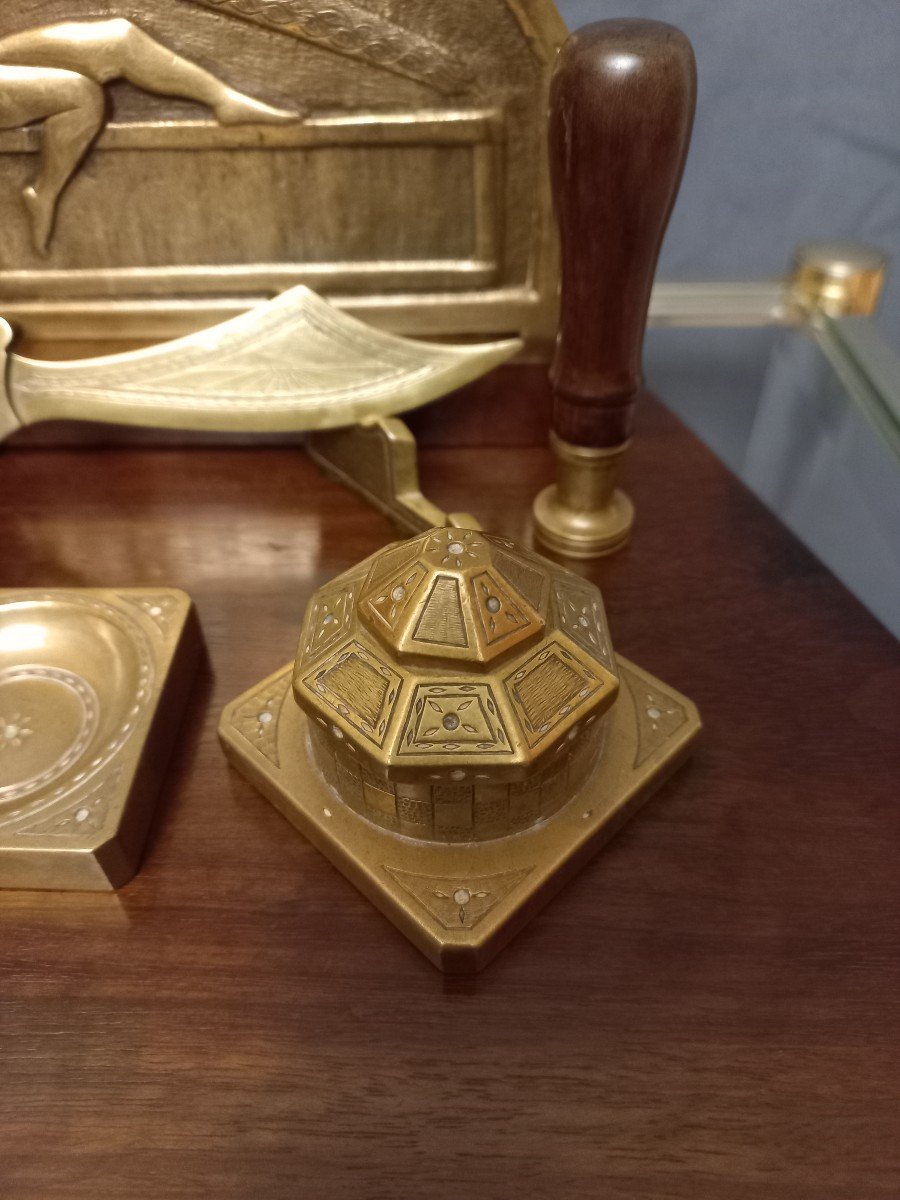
(624, 670, 690, 768)
(398, 682, 511, 756)
(231, 673, 290, 767)
(303, 639, 402, 746)
(16, 766, 126, 838)
(118, 592, 183, 637)
(364, 559, 429, 634)
(412, 575, 468, 648)
(504, 639, 603, 749)
(364, 539, 424, 594)
(490, 546, 548, 611)
(469, 569, 538, 648)
(552, 582, 614, 669)
(301, 584, 357, 659)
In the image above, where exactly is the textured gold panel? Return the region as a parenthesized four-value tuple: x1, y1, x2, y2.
(302, 639, 402, 748)
(412, 576, 469, 649)
(503, 637, 608, 751)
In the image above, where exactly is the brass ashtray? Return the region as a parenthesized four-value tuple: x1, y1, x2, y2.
(220, 530, 700, 972)
(0, 589, 199, 890)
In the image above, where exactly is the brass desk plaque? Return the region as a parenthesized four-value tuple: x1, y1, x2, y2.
(220, 530, 700, 972)
(0, 3, 566, 346)
(0, 589, 199, 890)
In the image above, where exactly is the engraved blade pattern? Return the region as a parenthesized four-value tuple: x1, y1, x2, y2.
(9, 286, 520, 435)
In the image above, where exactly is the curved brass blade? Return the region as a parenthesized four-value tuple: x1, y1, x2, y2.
(2, 285, 521, 437)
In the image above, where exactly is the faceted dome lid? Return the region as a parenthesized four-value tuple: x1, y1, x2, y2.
(357, 527, 545, 665)
(292, 528, 619, 784)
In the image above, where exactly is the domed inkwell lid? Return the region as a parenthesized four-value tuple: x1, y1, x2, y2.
(292, 528, 619, 842)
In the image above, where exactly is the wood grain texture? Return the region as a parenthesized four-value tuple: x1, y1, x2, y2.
(1, 368, 899, 1200)
(550, 20, 696, 447)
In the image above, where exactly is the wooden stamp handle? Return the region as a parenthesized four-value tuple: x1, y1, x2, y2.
(550, 20, 696, 449)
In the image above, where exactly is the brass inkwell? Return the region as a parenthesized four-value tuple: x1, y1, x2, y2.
(220, 529, 700, 972)
(219, 19, 703, 973)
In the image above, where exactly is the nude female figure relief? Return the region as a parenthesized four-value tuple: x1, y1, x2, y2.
(0, 18, 297, 252)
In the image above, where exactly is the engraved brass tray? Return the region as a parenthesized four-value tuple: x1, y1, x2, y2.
(0, 588, 199, 890)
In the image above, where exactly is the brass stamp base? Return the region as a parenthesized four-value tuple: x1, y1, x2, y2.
(532, 482, 634, 558)
(219, 656, 700, 973)
(0, 588, 199, 890)
(532, 436, 635, 559)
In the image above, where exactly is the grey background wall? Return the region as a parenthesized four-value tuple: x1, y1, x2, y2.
(557, 1, 900, 330)
(554, 0, 900, 637)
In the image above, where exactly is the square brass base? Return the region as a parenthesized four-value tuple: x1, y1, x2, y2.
(0, 588, 199, 890)
(220, 656, 700, 973)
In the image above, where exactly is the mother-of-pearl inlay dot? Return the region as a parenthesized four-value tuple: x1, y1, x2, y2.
(0, 713, 33, 750)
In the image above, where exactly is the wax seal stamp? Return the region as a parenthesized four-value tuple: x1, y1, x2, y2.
(219, 531, 700, 972)
(532, 19, 696, 558)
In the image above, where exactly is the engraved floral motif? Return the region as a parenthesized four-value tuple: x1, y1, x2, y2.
(423, 528, 484, 569)
(17, 767, 126, 838)
(301, 585, 356, 657)
(119, 594, 182, 638)
(552, 583, 614, 670)
(0, 666, 99, 806)
(383, 865, 533, 930)
(232, 673, 291, 766)
(470, 569, 534, 644)
(365, 562, 428, 632)
(398, 682, 510, 756)
(434, 884, 490, 925)
(621, 666, 689, 768)
(0, 713, 32, 751)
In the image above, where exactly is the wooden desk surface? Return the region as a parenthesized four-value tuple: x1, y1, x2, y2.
(1, 380, 898, 1199)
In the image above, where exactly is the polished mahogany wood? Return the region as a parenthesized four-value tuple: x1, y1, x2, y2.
(550, 20, 696, 447)
(1, 371, 898, 1199)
